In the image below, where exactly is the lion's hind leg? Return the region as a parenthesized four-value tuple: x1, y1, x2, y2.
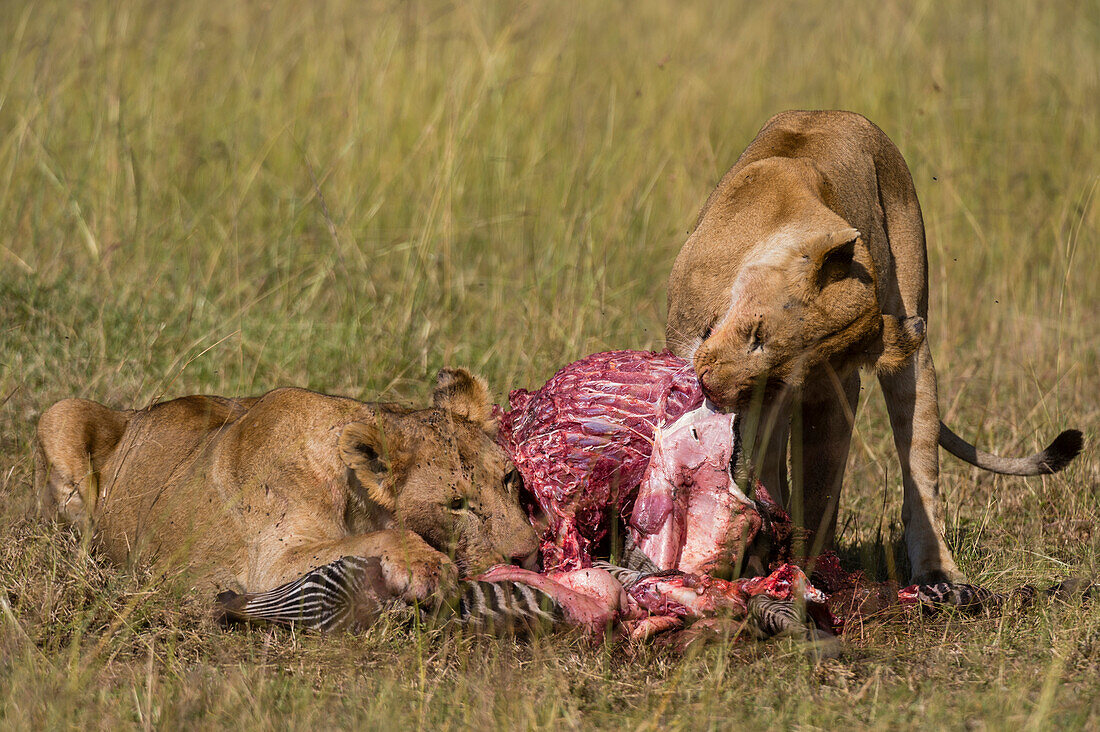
(879, 342, 963, 584)
(35, 398, 130, 527)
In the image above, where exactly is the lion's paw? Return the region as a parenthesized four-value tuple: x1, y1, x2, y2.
(378, 544, 458, 604)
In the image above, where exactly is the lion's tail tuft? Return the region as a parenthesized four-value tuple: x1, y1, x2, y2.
(1038, 429, 1084, 473)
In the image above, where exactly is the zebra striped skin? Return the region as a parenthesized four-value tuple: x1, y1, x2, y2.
(454, 579, 565, 633)
(218, 555, 570, 634)
(619, 541, 662, 576)
(591, 560, 650, 588)
(919, 578, 1099, 614)
(912, 581, 1040, 615)
(218, 556, 387, 632)
(218, 558, 1095, 637)
(745, 594, 814, 640)
(590, 540, 662, 588)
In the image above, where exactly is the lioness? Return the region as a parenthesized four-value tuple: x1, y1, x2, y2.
(667, 110, 1081, 583)
(35, 369, 540, 615)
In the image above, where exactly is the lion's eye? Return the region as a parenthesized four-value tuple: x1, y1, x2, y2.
(449, 496, 470, 511)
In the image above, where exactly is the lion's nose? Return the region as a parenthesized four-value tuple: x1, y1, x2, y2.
(696, 359, 716, 392)
(697, 365, 722, 403)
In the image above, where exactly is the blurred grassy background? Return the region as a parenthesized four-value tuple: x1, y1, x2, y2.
(1, 0, 1097, 727)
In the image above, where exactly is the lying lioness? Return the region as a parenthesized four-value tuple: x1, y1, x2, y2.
(35, 369, 540, 612)
(667, 110, 1081, 584)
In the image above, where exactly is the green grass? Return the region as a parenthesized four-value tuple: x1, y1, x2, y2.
(1, 0, 1098, 728)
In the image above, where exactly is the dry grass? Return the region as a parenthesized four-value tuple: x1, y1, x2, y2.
(1, 0, 1098, 728)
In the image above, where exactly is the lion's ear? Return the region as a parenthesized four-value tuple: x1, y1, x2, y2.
(338, 417, 408, 511)
(800, 228, 862, 291)
(804, 227, 860, 263)
(874, 315, 926, 373)
(433, 368, 495, 430)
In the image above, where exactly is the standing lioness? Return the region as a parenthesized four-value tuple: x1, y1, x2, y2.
(667, 110, 1081, 583)
(35, 369, 540, 610)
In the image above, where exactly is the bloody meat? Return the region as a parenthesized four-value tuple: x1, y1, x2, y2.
(497, 349, 704, 571)
(493, 349, 836, 638)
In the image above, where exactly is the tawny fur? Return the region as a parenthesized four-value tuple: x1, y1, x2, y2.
(666, 110, 1080, 584)
(34, 370, 539, 600)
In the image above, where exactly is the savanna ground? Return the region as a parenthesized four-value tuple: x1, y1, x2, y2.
(1, 0, 1098, 728)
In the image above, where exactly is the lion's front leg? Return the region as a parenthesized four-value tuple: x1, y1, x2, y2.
(251, 530, 459, 605)
(742, 392, 791, 517)
(879, 341, 964, 584)
(222, 530, 461, 631)
(792, 370, 860, 557)
(219, 557, 582, 636)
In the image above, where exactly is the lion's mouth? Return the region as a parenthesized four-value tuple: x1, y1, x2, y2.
(710, 376, 790, 414)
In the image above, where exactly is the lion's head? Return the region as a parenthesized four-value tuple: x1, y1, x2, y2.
(338, 369, 539, 575)
(666, 157, 926, 409)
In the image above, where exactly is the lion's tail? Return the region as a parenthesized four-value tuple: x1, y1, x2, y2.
(939, 422, 1083, 476)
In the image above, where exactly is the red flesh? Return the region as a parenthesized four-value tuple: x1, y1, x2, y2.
(492, 350, 858, 640)
(474, 562, 834, 638)
(497, 350, 703, 571)
(629, 405, 768, 575)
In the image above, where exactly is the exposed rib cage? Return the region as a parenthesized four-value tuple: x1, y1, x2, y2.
(496, 350, 704, 571)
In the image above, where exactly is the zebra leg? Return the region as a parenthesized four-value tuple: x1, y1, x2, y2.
(592, 541, 664, 590)
(591, 558, 655, 588)
(221, 559, 592, 636)
(440, 579, 567, 634)
(905, 582, 1006, 615)
(907, 578, 1100, 615)
(441, 564, 629, 635)
(746, 594, 843, 659)
(746, 594, 816, 640)
(217, 556, 390, 632)
(259, 529, 457, 605)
